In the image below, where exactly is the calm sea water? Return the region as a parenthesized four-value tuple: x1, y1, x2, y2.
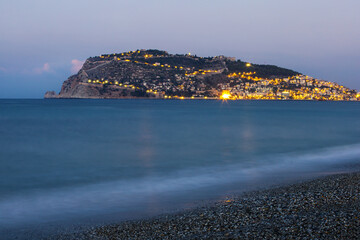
(1, 99, 360, 236)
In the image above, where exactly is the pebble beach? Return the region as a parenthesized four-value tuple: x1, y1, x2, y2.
(54, 172, 360, 239)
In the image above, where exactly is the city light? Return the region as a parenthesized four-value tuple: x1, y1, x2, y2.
(220, 90, 231, 100)
(85, 51, 358, 101)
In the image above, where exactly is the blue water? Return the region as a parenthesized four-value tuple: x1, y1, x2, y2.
(1, 99, 360, 236)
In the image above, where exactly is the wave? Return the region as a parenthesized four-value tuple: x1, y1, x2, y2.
(1, 143, 360, 228)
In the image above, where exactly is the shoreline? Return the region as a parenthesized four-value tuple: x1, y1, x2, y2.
(53, 171, 360, 239)
(43, 96, 359, 101)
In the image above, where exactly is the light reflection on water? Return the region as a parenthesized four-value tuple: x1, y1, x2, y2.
(0, 99, 359, 235)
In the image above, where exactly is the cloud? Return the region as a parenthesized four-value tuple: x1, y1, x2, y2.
(34, 63, 51, 74)
(71, 59, 85, 74)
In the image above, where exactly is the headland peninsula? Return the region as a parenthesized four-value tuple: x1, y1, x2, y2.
(45, 49, 360, 101)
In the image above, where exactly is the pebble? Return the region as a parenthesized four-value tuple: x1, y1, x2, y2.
(53, 172, 360, 240)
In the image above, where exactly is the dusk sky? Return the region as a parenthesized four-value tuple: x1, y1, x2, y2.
(1, 0, 359, 98)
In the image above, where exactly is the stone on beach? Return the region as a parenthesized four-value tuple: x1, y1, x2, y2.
(54, 172, 360, 239)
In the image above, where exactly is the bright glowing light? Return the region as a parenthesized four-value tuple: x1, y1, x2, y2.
(246, 63, 251, 67)
(220, 90, 231, 100)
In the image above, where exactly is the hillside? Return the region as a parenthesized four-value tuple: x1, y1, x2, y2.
(45, 49, 358, 100)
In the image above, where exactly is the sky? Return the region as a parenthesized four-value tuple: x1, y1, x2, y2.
(0, 0, 359, 98)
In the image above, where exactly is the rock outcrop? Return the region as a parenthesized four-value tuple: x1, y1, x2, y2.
(44, 91, 58, 99)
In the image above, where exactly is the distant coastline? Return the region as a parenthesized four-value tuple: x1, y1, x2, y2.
(45, 49, 360, 101)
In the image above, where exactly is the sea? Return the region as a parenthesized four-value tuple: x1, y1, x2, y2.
(0, 99, 359, 238)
